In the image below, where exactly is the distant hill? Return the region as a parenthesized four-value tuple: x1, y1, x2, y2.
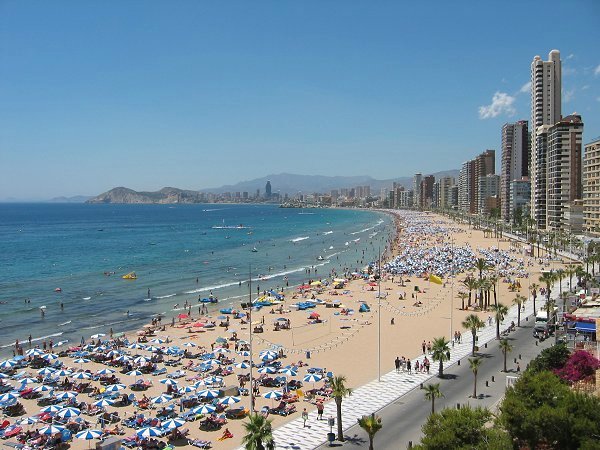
(47, 195, 92, 203)
(87, 170, 460, 204)
(87, 187, 203, 204)
(203, 170, 460, 194)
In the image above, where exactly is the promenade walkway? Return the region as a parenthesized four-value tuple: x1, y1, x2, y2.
(268, 289, 548, 450)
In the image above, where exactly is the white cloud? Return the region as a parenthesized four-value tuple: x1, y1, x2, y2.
(519, 82, 531, 93)
(582, 85, 590, 91)
(595, 64, 600, 76)
(567, 53, 575, 60)
(478, 92, 516, 119)
(564, 66, 578, 76)
(564, 89, 575, 103)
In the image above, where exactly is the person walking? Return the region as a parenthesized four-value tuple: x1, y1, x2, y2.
(395, 357, 401, 373)
(316, 401, 324, 420)
(421, 340, 426, 354)
(407, 359, 412, 374)
(302, 408, 309, 427)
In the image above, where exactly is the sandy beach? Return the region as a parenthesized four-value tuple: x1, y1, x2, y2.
(0, 210, 568, 450)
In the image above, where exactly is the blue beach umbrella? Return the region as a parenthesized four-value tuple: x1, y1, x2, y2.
(96, 368, 115, 375)
(203, 376, 223, 385)
(37, 367, 56, 376)
(17, 416, 39, 426)
(197, 389, 219, 399)
(190, 404, 215, 415)
(40, 425, 65, 435)
(161, 418, 186, 430)
(128, 343, 146, 350)
(279, 367, 297, 377)
(151, 394, 173, 404)
(75, 429, 103, 442)
(57, 407, 81, 419)
(56, 369, 72, 377)
(26, 348, 45, 357)
(40, 405, 62, 413)
(218, 396, 240, 406)
(159, 378, 178, 386)
(41, 353, 59, 361)
(33, 385, 54, 393)
(105, 384, 126, 392)
(150, 338, 166, 344)
(183, 342, 196, 348)
(0, 392, 19, 402)
(262, 390, 283, 400)
(55, 391, 78, 400)
(258, 366, 276, 374)
(303, 374, 323, 383)
(93, 399, 114, 408)
(235, 362, 249, 369)
(0, 360, 17, 369)
(71, 372, 91, 380)
(136, 427, 163, 439)
(145, 346, 160, 353)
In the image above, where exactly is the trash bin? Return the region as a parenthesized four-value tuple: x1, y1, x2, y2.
(306, 351, 311, 359)
(327, 432, 335, 446)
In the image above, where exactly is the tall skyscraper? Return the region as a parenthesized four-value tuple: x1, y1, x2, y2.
(546, 114, 583, 230)
(583, 137, 600, 236)
(531, 50, 562, 228)
(265, 181, 272, 199)
(413, 173, 422, 208)
(501, 121, 530, 222)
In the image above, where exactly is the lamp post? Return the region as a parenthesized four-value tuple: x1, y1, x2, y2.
(378, 247, 381, 382)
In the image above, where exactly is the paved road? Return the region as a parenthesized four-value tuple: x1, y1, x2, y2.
(319, 313, 553, 450)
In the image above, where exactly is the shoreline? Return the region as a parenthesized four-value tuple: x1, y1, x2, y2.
(0, 210, 567, 450)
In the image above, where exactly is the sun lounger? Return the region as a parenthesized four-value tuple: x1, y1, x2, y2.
(188, 439, 212, 449)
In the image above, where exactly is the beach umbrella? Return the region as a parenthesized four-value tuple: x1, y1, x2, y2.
(40, 405, 62, 413)
(0, 392, 19, 402)
(0, 373, 8, 379)
(213, 347, 230, 354)
(37, 367, 56, 376)
(90, 334, 106, 340)
(93, 399, 114, 408)
(41, 353, 59, 361)
(219, 396, 240, 406)
(57, 407, 81, 419)
(279, 367, 298, 377)
(145, 346, 160, 353)
(33, 385, 54, 393)
(96, 368, 115, 375)
(40, 425, 65, 435)
(183, 342, 196, 348)
(150, 338, 166, 344)
(203, 376, 223, 385)
(19, 377, 38, 385)
(75, 429, 103, 447)
(136, 427, 163, 439)
(165, 347, 182, 356)
(161, 418, 186, 430)
(17, 416, 39, 426)
(159, 378, 178, 387)
(179, 385, 196, 394)
(55, 369, 72, 377)
(197, 389, 219, 399)
(73, 358, 90, 364)
(105, 350, 121, 358)
(238, 351, 250, 357)
(150, 394, 173, 404)
(258, 366, 276, 374)
(0, 359, 17, 369)
(263, 390, 283, 400)
(26, 348, 45, 357)
(115, 355, 131, 363)
(215, 337, 227, 344)
(190, 404, 215, 415)
(55, 391, 78, 400)
(191, 322, 204, 328)
(104, 384, 126, 392)
(235, 362, 249, 369)
(133, 356, 149, 365)
(259, 350, 277, 361)
(71, 372, 91, 380)
(127, 370, 143, 377)
(128, 343, 145, 350)
(303, 374, 323, 383)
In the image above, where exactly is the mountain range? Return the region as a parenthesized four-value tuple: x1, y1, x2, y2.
(86, 170, 459, 204)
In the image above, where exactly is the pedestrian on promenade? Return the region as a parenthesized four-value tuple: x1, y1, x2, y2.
(422, 340, 426, 354)
(395, 357, 400, 373)
(407, 359, 412, 374)
(302, 408, 308, 427)
(316, 401, 324, 420)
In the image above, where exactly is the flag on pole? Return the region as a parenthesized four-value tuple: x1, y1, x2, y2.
(429, 274, 443, 285)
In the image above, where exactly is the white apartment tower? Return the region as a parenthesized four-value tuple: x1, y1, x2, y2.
(530, 50, 562, 229)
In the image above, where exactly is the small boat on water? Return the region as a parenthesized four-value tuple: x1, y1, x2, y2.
(122, 272, 137, 280)
(251, 247, 258, 253)
(54, 288, 62, 292)
(317, 255, 324, 261)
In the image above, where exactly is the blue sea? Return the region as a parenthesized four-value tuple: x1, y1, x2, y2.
(0, 203, 391, 356)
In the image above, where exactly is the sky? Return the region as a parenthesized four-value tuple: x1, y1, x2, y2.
(1, 1, 599, 199)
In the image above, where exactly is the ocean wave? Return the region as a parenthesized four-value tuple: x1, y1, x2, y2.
(290, 236, 309, 243)
(58, 320, 72, 326)
(1, 332, 63, 349)
(82, 297, 91, 300)
(322, 231, 333, 235)
(156, 293, 177, 299)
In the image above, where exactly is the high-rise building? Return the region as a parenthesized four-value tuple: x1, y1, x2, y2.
(583, 137, 600, 236)
(265, 181, 272, 199)
(501, 121, 530, 222)
(413, 173, 422, 208)
(420, 175, 435, 209)
(509, 178, 531, 223)
(459, 160, 474, 213)
(478, 174, 500, 215)
(546, 114, 583, 231)
(458, 150, 495, 214)
(438, 177, 455, 210)
(531, 50, 562, 228)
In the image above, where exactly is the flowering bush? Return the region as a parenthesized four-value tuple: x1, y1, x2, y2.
(554, 350, 600, 383)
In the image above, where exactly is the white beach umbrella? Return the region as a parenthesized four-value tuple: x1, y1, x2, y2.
(213, 347, 230, 354)
(55, 369, 72, 377)
(73, 358, 90, 364)
(303, 374, 323, 383)
(104, 384, 126, 392)
(183, 342, 196, 348)
(150, 394, 173, 404)
(133, 356, 149, 365)
(37, 367, 56, 376)
(238, 351, 250, 357)
(93, 399, 115, 408)
(258, 366, 276, 374)
(57, 407, 81, 419)
(179, 385, 196, 394)
(71, 372, 91, 380)
(26, 349, 45, 357)
(90, 334, 106, 340)
(106, 350, 121, 358)
(279, 367, 297, 377)
(40, 425, 65, 435)
(262, 390, 283, 400)
(54, 391, 78, 400)
(0, 359, 17, 369)
(17, 416, 39, 426)
(41, 353, 59, 361)
(191, 404, 215, 415)
(136, 427, 163, 439)
(150, 338, 166, 344)
(235, 362, 250, 369)
(145, 346, 160, 353)
(161, 418, 186, 430)
(127, 370, 143, 377)
(33, 385, 54, 393)
(159, 378, 178, 386)
(0, 392, 19, 402)
(197, 389, 220, 399)
(219, 396, 240, 406)
(115, 355, 132, 362)
(128, 343, 146, 350)
(75, 429, 103, 443)
(19, 377, 38, 385)
(96, 368, 116, 375)
(40, 405, 62, 413)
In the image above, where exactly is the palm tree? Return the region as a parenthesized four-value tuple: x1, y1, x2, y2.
(469, 357, 482, 399)
(474, 257, 490, 281)
(565, 267, 576, 293)
(462, 314, 485, 356)
(431, 337, 450, 377)
(555, 268, 565, 297)
(462, 277, 478, 308)
(242, 414, 275, 450)
(423, 383, 444, 415)
(530, 282, 539, 314)
(357, 413, 382, 450)
(499, 339, 513, 372)
(330, 375, 353, 442)
(512, 294, 526, 327)
(487, 273, 499, 308)
(539, 272, 555, 303)
(457, 292, 469, 311)
(489, 303, 509, 340)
